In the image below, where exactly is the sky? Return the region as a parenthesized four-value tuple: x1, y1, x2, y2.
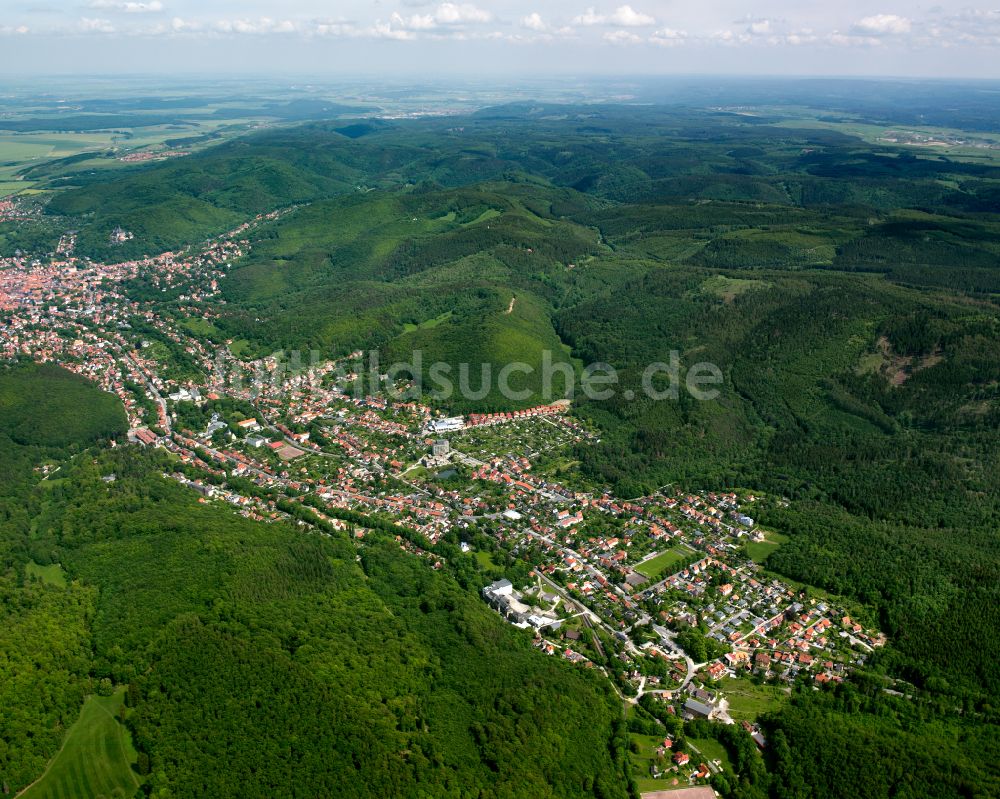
(1, 1, 999, 78)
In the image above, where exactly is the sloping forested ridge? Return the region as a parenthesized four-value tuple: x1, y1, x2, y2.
(2, 369, 997, 799)
(559, 268, 1000, 703)
(0, 361, 126, 551)
(0, 365, 630, 799)
(0, 363, 128, 791)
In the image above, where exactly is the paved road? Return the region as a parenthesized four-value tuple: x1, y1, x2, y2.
(119, 349, 171, 433)
(525, 528, 704, 694)
(652, 624, 700, 691)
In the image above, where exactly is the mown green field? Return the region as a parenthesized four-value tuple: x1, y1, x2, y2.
(635, 545, 695, 579)
(401, 310, 452, 332)
(699, 274, 772, 302)
(718, 677, 791, 722)
(628, 732, 677, 793)
(178, 317, 221, 337)
(743, 531, 787, 564)
(475, 549, 498, 570)
(24, 561, 67, 588)
(18, 689, 139, 799)
(689, 736, 732, 771)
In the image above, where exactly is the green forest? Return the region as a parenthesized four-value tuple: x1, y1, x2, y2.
(1, 99, 999, 797)
(0, 366, 630, 799)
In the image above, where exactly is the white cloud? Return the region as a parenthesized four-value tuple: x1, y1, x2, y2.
(785, 29, 818, 46)
(853, 14, 911, 35)
(435, 3, 492, 24)
(573, 8, 604, 26)
(825, 13, 911, 46)
(170, 16, 198, 32)
(214, 18, 297, 35)
(313, 19, 360, 37)
(36, 3, 999, 54)
(609, 5, 655, 27)
(388, 3, 492, 33)
(603, 29, 642, 43)
(391, 12, 436, 30)
(79, 17, 115, 33)
(521, 12, 547, 32)
(575, 5, 655, 27)
(650, 27, 687, 46)
(920, 8, 1000, 46)
(828, 32, 884, 47)
(88, 0, 164, 12)
(370, 20, 418, 40)
(0, 24, 29, 35)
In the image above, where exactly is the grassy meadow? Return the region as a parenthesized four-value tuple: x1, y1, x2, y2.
(17, 690, 139, 799)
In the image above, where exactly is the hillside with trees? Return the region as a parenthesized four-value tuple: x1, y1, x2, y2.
(0, 367, 629, 798)
(2, 99, 999, 797)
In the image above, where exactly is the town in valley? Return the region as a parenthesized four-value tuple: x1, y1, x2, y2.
(1, 195, 887, 794)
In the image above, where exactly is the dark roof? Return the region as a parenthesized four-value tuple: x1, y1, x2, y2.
(684, 698, 713, 717)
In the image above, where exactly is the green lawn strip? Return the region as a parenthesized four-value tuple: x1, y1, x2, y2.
(635, 546, 696, 579)
(719, 677, 790, 722)
(24, 561, 67, 588)
(743, 531, 788, 564)
(17, 689, 140, 799)
(687, 736, 731, 771)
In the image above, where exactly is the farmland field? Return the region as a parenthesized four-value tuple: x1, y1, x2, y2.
(0, 181, 33, 197)
(17, 689, 139, 799)
(0, 132, 119, 167)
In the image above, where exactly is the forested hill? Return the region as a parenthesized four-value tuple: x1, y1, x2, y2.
(43, 104, 1000, 262)
(0, 365, 631, 798)
(3, 99, 1000, 798)
(28, 106, 1000, 705)
(0, 362, 126, 554)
